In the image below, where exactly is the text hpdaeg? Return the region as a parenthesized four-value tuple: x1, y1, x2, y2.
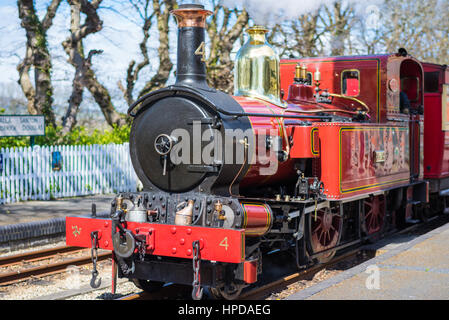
(222, 304, 271, 315)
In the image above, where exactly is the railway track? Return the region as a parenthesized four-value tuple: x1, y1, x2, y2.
(240, 248, 362, 300)
(0, 245, 111, 286)
(242, 217, 448, 300)
(2, 214, 446, 299)
(0, 245, 82, 268)
(115, 248, 364, 301)
(115, 221, 433, 301)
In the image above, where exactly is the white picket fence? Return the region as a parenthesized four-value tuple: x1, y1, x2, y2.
(0, 143, 138, 204)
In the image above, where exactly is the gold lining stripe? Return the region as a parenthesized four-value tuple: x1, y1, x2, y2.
(241, 233, 245, 260)
(311, 127, 319, 155)
(338, 126, 409, 193)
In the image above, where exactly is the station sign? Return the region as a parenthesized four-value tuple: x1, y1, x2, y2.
(0, 115, 45, 137)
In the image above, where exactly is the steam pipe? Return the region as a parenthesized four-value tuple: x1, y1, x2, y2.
(214, 107, 333, 120)
(285, 107, 366, 117)
(328, 93, 370, 112)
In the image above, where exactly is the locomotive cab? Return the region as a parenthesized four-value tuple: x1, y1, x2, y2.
(399, 58, 424, 114)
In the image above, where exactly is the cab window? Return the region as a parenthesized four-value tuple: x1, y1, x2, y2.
(401, 77, 420, 102)
(342, 70, 360, 96)
(424, 72, 440, 93)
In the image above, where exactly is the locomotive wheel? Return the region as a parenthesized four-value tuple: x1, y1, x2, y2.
(429, 194, 445, 216)
(308, 206, 342, 264)
(209, 283, 245, 300)
(363, 195, 386, 239)
(416, 203, 431, 222)
(131, 278, 164, 293)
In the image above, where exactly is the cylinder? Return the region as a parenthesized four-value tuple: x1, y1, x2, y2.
(171, 4, 212, 89)
(240, 202, 273, 237)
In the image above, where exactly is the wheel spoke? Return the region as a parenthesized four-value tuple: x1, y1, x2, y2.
(309, 207, 343, 262)
(364, 195, 385, 234)
(312, 224, 322, 234)
(318, 230, 325, 242)
(326, 231, 331, 244)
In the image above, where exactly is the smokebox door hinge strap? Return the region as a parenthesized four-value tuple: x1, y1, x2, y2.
(192, 240, 203, 300)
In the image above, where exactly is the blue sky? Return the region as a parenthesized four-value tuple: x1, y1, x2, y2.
(0, 0, 382, 119)
(0, 0, 179, 116)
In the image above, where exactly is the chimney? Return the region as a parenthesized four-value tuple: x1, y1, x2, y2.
(171, 4, 212, 89)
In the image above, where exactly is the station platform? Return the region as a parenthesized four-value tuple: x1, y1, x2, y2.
(0, 195, 113, 251)
(0, 195, 113, 226)
(286, 222, 449, 300)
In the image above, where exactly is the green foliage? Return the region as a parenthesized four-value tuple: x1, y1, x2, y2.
(0, 136, 30, 148)
(0, 124, 131, 148)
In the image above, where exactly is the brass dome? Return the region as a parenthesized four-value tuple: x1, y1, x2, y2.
(234, 26, 283, 106)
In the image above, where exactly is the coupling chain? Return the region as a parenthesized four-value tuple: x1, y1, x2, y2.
(192, 240, 203, 300)
(90, 231, 101, 288)
(138, 238, 146, 262)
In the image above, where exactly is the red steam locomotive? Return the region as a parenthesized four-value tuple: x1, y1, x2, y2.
(65, 4, 449, 299)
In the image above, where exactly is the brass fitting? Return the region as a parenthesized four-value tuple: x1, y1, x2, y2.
(175, 200, 194, 226)
(116, 195, 123, 211)
(214, 200, 223, 213)
(300, 64, 307, 80)
(214, 200, 227, 221)
(295, 63, 301, 80)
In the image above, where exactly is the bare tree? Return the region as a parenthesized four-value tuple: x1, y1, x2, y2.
(119, 0, 248, 101)
(329, 0, 449, 62)
(118, 0, 176, 106)
(117, 0, 155, 106)
(61, 0, 87, 133)
(352, 12, 383, 55)
(271, 1, 355, 57)
(206, 0, 249, 93)
(321, 1, 355, 56)
(294, 13, 324, 57)
(206, 2, 249, 93)
(380, 0, 449, 64)
(62, 0, 127, 131)
(138, 0, 175, 97)
(269, 9, 325, 59)
(17, 0, 62, 127)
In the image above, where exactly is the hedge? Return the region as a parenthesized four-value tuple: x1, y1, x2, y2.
(0, 124, 131, 148)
